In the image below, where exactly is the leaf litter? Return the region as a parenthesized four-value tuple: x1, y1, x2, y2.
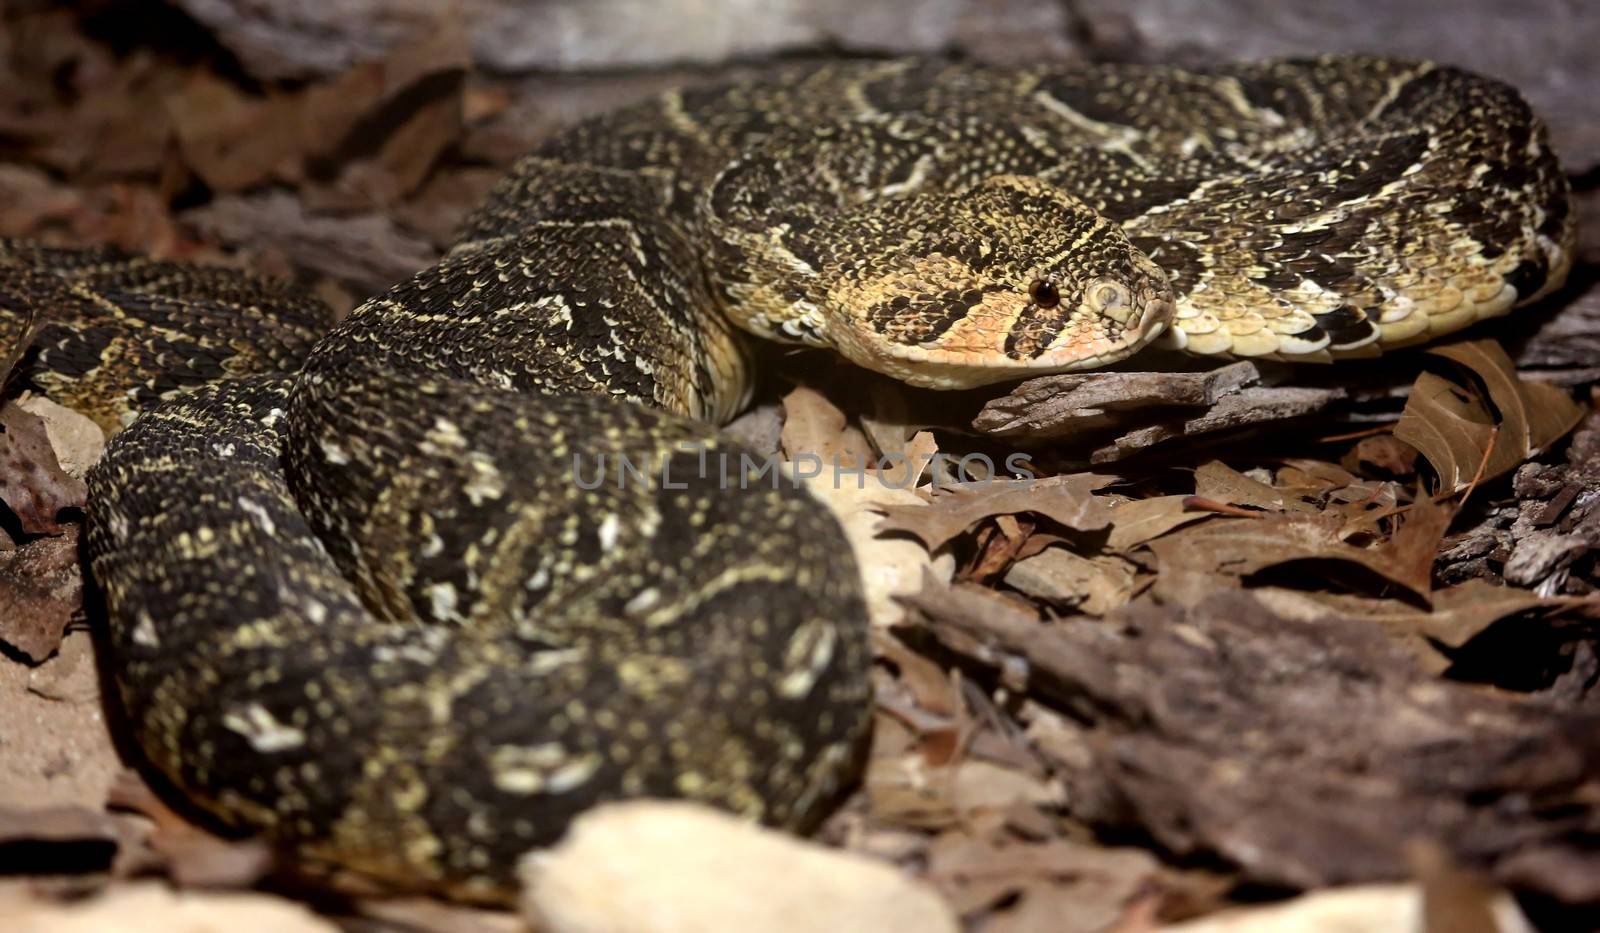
(0, 4, 1598, 931)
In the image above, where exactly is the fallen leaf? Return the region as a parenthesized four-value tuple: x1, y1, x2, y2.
(165, 71, 306, 193)
(875, 474, 1114, 552)
(1396, 340, 1584, 492)
(926, 834, 1159, 931)
(1344, 434, 1420, 477)
(780, 384, 873, 470)
(803, 471, 955, 629)
(1193, 461, 1316, 513)
(106, 772, 274, 891)
(1, 400, 89, 534)
(1147, 510, 1438, 601)
(1004, 547, 1138, 616)
(0, 528, 81, 661)
(1105, 495, 1211, 551)
(1252, 579, 1596, 659)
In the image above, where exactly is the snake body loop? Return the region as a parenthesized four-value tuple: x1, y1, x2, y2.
(0, 55, 1572, 900)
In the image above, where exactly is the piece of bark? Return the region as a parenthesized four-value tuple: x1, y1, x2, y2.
(972, 361, 1261, 440)
(900, 584, 1600, 899)
(1090, 385, 1348, 463)
(1512, 272, 1600, 385)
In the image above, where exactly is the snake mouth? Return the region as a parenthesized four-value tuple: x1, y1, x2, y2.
(846, 292, 1176, 391)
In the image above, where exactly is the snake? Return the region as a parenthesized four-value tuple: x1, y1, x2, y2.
(0, 55, 1573, 901)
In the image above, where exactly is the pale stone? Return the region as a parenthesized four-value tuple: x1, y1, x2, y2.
(521, 801, 959, 933)
(2, 883, 339, 933)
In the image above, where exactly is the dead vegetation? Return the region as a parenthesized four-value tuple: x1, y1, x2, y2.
(1, 3, 1598, 931)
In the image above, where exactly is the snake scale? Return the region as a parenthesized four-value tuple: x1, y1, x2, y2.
(0, 55, 1573, 900)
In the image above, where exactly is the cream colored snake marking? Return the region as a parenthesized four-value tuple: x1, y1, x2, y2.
(0, 55, 1573, 901)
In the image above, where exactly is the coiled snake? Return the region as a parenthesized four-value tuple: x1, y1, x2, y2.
(0, 55, 1573, 900)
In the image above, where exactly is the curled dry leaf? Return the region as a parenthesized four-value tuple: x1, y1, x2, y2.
(1344, 434, 1420, 477)
(1395, 339, 1584, 492)
(1147, 488, 1452, 603)
(165, 71, 308, 194)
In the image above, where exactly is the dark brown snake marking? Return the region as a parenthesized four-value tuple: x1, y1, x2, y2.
(0, 55, 1572, 901)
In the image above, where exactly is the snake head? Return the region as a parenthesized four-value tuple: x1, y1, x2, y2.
(824, 175, 1175, 389)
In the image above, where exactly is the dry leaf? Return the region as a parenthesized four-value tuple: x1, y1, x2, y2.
(1104, 495, 1211, 550)
(1193, 460, 1316, 513)
(1004, 547, 1137, 615)
(781, 385, 846, 459)
(0, 528, 82, 661)
(804, 472, 955, 628)
(1148, 510, 1438, 600)
(106, 773, 274, 891)
(1395, 340, 1584, 491)
(875, 474, 1113, 552)
(165, 71, 306, 193)
(0, 400, 88, 534)
(1345, 434, 1420, 477)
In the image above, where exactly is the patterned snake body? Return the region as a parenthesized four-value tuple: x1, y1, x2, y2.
(0, 56, 1573, 900)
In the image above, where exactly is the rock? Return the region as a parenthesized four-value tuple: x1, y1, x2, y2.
(1160, 880, 1534, 932)
(520, 801, 959, 933)
(176, 0, 1078, 80)
(172, 0, 441, 81)
(16, 396, 105, 477)
(1, 883, 339, 933)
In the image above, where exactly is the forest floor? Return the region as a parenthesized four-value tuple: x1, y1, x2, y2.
(1, 4, 1598, 931)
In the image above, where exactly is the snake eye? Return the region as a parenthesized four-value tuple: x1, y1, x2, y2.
(1028, 279, 1060, 309)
